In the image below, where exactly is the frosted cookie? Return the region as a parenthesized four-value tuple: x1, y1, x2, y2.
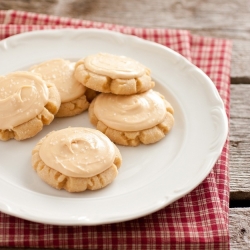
(30, 59, 91, 117)
(74, 53, 155, 95)
(32, 127, 122, 192)
(89, 90, 174, 146)
(0, 71, 60, 141)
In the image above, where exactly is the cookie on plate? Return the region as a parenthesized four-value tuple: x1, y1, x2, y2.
(74, 53, 155, 95)
(0, 71, 60, 141)
(88, 89, 174, 146)
(32, 127, 122, 192)
(30, 59, 91, 117)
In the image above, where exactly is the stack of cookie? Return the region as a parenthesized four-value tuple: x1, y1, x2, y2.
(74, 52, 174, 146)
(0, 52, 174, 192)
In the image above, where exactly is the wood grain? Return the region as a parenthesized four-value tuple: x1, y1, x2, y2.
(230, 84, 250, 199)
(0, 0, 58, 14)
(230, 208, 250, 250)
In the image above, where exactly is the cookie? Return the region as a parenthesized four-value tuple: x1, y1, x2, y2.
(30, 59, 91, 117)
(74, 53, 155, 95)
(0, 71, 60, 141)
(32, 127, 122, 192)
(89, 90, 174, 146)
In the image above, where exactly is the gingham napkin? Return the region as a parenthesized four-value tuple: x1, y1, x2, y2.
(0, 10, 232, 250)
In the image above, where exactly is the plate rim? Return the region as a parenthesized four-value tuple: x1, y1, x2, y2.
(0, 28, 228, 225)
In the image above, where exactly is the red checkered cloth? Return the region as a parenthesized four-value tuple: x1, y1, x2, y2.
(0, 10, 232, 250)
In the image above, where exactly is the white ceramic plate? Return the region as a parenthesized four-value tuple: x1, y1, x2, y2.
(0, 29, 228, 225)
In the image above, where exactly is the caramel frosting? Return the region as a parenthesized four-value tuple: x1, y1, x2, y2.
(39, 127, 116, 178)
(84, 53, 146, 79)
(0, 71, 49, 130)
(30, 59, 86, 103)
(93, 90, 167, 131)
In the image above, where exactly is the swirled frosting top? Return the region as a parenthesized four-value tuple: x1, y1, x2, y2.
(39, 127, 116, 178)
(0, 71, 49, 130)
(93, 90, 167, 131)
(30, 59, 86, 103)
(84, 53, 146, 79)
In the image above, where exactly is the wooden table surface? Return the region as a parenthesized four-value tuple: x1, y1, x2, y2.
(1, 0, 250, 249)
